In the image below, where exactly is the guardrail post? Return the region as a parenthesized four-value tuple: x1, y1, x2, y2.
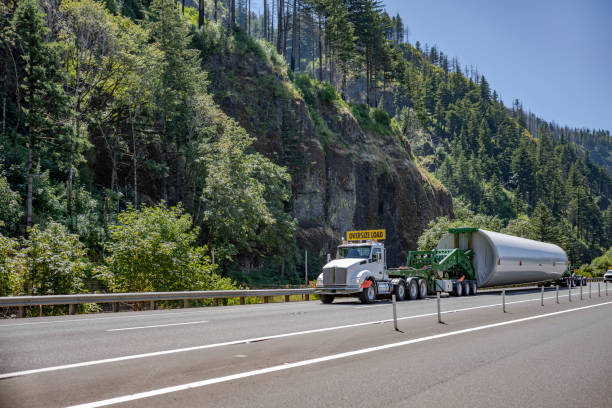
(39, 305, 43, 317)
(112, 302, 119, 312)
(437, 291, 442, 323)
(541, 286, 544, 306)
(183, 299, 189, 308)
(18, 306, 25, 318)
(556, 285, 559, 304)
(305, 294, 310, 301)
(149, 301, 155, 310)
(598, 282, 601, 297)
(285, 295, 290, 303)
(392, 294, 398, 331)
(580, 283, 583, 300)
(240, 297, 245, 305)
(213, 298, 218, 307)
(589, 281, 592, 299)
(69, 304, 76, 315)
(568, 283, 572, 302)
(263, 296, 269, 303)
(606, 281, 608, 296)
(502, 289, 506, 313)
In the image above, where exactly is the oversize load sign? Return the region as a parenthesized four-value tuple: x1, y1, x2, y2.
(347, 229, 386, 241)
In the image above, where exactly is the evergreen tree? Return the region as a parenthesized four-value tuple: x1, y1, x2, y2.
(12, 0, 72, 229)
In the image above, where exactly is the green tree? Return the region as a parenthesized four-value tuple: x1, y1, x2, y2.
(201, 121, 296, 267)
(528, 201, 557, 243)
(23, 222, 88, 295)
(0, 233, 26, 296)
(148, 0, 207, 204)
(0, 174, 23, 234)
(12, 0, 73, 228)
(105, 204, 231, 292)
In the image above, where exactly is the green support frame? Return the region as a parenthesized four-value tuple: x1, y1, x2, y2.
(389, 227, 479, 292)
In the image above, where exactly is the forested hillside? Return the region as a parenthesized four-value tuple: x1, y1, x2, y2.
(1, 0, 611, 298)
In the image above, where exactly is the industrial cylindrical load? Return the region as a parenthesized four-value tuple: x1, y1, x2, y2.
(437, 229, 568, 287)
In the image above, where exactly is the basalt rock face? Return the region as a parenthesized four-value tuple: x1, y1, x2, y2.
(205, 51, 453, 267)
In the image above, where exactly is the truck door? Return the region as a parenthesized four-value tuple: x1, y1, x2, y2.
(372, 247, 384, 279)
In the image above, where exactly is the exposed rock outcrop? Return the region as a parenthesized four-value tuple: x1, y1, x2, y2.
(205, 48, 453, 266)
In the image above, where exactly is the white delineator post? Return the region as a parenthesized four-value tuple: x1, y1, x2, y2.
(392, 294, 398, 331)
(437, 291, 442, 323)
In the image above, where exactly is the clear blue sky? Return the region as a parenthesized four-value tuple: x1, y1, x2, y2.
(382, 0, 612, 131)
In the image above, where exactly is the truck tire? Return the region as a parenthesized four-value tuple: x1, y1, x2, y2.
(462, 281, 470, 296)
(395, 281, 406, 301)
(453, 282, 463, 297)
(320, 295, 335, 304)
(360, 283, 376, 304)
(418, 279, 428, 299)
(407, 279, 418, 300)
(470, 281, 478, 295)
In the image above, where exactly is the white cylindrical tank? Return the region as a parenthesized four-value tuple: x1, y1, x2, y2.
(437, 229, 568, 287)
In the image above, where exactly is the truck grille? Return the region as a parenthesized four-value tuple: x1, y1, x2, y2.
(323, 267, 347, 285)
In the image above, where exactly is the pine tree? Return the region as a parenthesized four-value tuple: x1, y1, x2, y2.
(13, 0, 72, 228)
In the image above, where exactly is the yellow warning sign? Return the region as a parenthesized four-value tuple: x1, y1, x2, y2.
(346, 229, 386, 241)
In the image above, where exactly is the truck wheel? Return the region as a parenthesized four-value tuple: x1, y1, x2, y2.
(470, 281, 478, 295)
(359, 283, 376, 304)
(462, 281, 470, 296)
(320, 295, 335, 304)
(418, 280, 428, 299)
(395, 282, 406, 301)
(453, 282, 463, 297)
(407, 280, 418, 300)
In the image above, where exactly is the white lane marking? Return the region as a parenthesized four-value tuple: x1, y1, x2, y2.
(0, 292, 576, 379)
(66, 301, 612, 408)
(106, 321, 209, 332)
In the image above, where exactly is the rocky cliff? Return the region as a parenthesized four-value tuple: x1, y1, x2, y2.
(203, 38, 453, 266)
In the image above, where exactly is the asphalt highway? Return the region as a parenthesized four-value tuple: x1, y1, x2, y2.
(0, 287, 611, 407)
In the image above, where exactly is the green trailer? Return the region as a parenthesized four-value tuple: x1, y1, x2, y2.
(388, 227, 479, 296)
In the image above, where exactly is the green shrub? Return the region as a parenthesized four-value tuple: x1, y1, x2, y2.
(0, 233, 25, 296)
(105, 203, 236, 292)
(232, 26, 265, 58)
(294, 73, 316, 106)
(23, 222, 89, 295)
(372, 107, 391, 127)
(318, 81, 339, 103)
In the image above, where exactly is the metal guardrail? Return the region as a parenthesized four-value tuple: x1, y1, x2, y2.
(0, 288, 316, 318)
(1, 278, 607, 319)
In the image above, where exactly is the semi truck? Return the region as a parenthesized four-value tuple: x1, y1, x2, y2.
(315, 227, 571, 304)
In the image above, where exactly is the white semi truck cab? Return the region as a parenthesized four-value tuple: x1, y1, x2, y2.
(315, 230, 395, 304)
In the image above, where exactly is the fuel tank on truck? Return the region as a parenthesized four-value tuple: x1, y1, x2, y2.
(437, 229, 568, 287)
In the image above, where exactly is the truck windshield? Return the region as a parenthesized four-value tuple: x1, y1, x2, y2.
(338, 246, 371, 259)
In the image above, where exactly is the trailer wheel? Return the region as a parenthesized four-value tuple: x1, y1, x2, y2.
(359, 282, 376, 304)
(407, 279, 418, 300)
(320, 295, 335, 304)
(418, 279, 428, 299)
(462, 281, 470, 296)
(395, 281, 406, 301)
(470, 281, 478, 296)
(453, 282, 463, 297)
